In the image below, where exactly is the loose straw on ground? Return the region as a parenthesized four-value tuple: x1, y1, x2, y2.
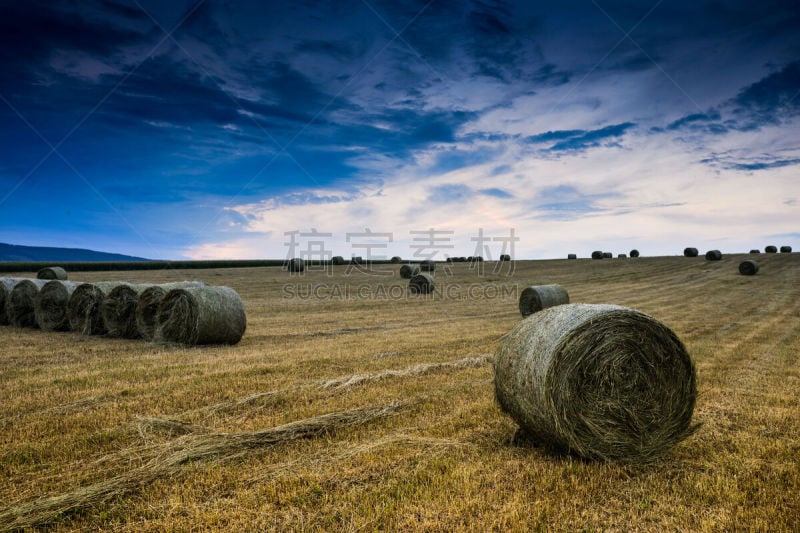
(67, 282, 126, 335)
(135, 281, 206, 340)
(35, 281, 80, 331)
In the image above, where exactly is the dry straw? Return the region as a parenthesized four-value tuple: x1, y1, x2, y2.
(683, 247, 699, 257)
(705, 250, 722, 261)
(67, 282, 125, 335)
(399, 264, 420, 279)
(101, 283, 150, 338)
(155, 285, 246, 345)
(495, 303, 697, 462)
(36, 266, 68, 280)
(135, 281, 207, 340)
(6, 279, 48, 328)
(780, 246, 792, 253)
(409, 273, 435, 295)
(739, 260, 759, 276)
(0, 278, 26, 325)
(35, 281, 80, 331)
(765, 245, 778, 253)
(518, 284, 569, 318)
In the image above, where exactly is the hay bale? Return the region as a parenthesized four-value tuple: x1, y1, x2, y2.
(765, 245, 777, 253)
(500, 254, 511, 261)
(602, 252, 612, 259)
(351, 256, 364, 265)
(101, 283, 150, 338)
(618, 254, 627, 259)
(332, 256, 345, 265)
(399, 264, 420, 279)
(155, 286, 246, 345)
(0, 278, 27, 325)
(6, 279, 48, 328)
(518, 284, 569, 318)
(67, 282, 125, 335)
(705, 250, 722, 261)
(591, 251, 603, 259)
(286, 258, 305, 272)
(494, 303, 697, 462)
(408, 273, 435, 295)
(630, 249, 640, 258)
(35, 281, 80, 331)
(390, 256, 402, 263)
(780, 246, 792, 253)
(136, 281, 207, 340)
(739, 260, 759, 276)
(567, 254, 577, 259)
(683, 247, 698, 257)
(749, 249, 761, 254)
(419, 260, 436, 272)
(37, 266, 68, 280)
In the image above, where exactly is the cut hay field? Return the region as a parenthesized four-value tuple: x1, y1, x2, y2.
(1, 254, 798, 531)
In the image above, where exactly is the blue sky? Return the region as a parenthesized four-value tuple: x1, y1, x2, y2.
(0, 0, 798, 260)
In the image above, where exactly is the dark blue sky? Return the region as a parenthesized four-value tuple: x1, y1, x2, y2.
(1, 0, 798, 259)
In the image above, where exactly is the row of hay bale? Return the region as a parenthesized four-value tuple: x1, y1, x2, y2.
(685, 245, 792, 258)
(0, 278, 246, 345)
(585, 249, 640, 259)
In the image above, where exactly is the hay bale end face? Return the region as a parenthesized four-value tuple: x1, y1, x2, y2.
(35, 281, 80, 331)
(495, 303, 697, 462)
(705, 250, 722, 261)
(67, 282, 124, 335)
(101, 283, 150, 338)
(519, 284, 569, 318)
(419, 260, 436, 272)
(136, 281, 207, 340)
(7, 279, 48, 328)
(399, 264, 421, 279)
(287, 258, 305, 272)
(37, 266, 68, 280)
(765, 245, 778, 253)
(630, 249, 640, 258)
(408, 273, 435, 295)
(156, 286, 246, 345)
(567, 254, 577, 259)
(683, 247, 699, 257)
(780, 246, 792, 253)
(749, 249, 761, 254)
(591, 251, 603, 259)
(0, 278, 27, 325)
(739, 260, 759, 276)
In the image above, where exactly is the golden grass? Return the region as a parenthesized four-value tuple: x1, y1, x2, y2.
(0, 254, 798, 531)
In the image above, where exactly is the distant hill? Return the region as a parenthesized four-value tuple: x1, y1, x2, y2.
(0, 243, 150, 262)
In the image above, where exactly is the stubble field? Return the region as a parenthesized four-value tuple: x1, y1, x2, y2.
(1, 253, 798, 531)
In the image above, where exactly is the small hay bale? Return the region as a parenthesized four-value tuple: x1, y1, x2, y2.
(705, 250, 722, 261)
(602, 252, 613, 259)
(37, 266, 68, 280)
(765, 245, 777, 253)
(287, 258, 305, 272)
(67, 282, 125, 335)
(739, 260, 759, 276)
(683, 247, 699, 257)
(780, 246, 792, 253)
(494, 303, 697, 462)
(467, 256, 474, 262)
(35, 281, 80, 331)
(446, 257, 453, 263)
(408, 273, 435, 295)
(591, 251, 603, 259)
(419, 260, 435, 272)
(518, 284, 569, 318)
(500, 254, 511, 261)
(332, 256, 345, 265)
(390, 256, 402, 263)
(0, 278, 27, 325)
(155, 285, 246, 345)
(475, 256, 484, 262)
(399, 264, 420, 279)
(101, 283, 150, 338)
(749, 249, 761, 254)
(630, 249, 640, 258)
(567, 254, 577, 259)
(351, 256, 364, 265)
(7, 279, 48, 328)
(618, 254, 627, 259)
(136, 281, 207, 340)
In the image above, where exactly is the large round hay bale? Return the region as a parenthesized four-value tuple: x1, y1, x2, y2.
(409, 273, 435, 294)
(494, 303, 697, 462)
(630, 249, 640, 258)
(683, 247, 698, 257)
(67, 282, 125, 335)
(519, 284, 569, 318)
(136, 281, 207, 340)
(286, 258, 305, 272)
(6, 279, 48, 328)
(602, 252, 613, 259)
(101, 283, 150, 338)
(332, 256, 345, 265)
(399, 264, 420, 279)
(705, 250, 722, 261)
(780, 246, 792, 253)
(155, 286, 246, 345)
(351, 256, 364, 265)
(500, 254, 511, 261)
(37, 266, 68, 280)
(764, 245, 777, 253)
(35, 281, 80, 331)
(0, 278, 27, 325)
(591, 251, 603, 259)
(567, 254, 577, 259)
(390, 256, 402, 263)
(419, 260, 435, 272)
(738, 260, 759, 276)
(617, 253, 627, 259)
(749, 249, 760, 254)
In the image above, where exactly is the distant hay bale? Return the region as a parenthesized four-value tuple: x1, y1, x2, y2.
(399, 264, 420, 279)
(591, 251, 603, 259)
(286, 258, 305, 272)
(419, 260, 435, 272)
(500, 254, 511, 261)
(475, 256, 484, 262)
(749, 249, 761, 254)
(7, 279, 48, 328)
(136, 281, 207, 340)
(780, 246, 792, 253)
(101, 283, 150, 338)
(494, 303, 697, 462)
(739, 260, 759, 276)
(446, 257, 453, 263)
(705, 250, 722, 261)
(35, 281, 80, 331)
(351, 256, 364, 265)
(67, 282, 125, 335)
(630, 249, 640, 258)
(332, 256, 345, 265)
(0, 278, 26, 325)
(36, 266, 68, 280)
(567, 254, 577, 259)
(390, 256, 402, 263)
(408, 273, 435, 295)
(618, 254, 627, 258)
(602, 252, 612, 259)
(683, 247, 699, 257)
(467, 256, 474, 262)
(518, 284, 569, 318)
(765, 245, 777, 253)
(156, 286, 246, 345)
